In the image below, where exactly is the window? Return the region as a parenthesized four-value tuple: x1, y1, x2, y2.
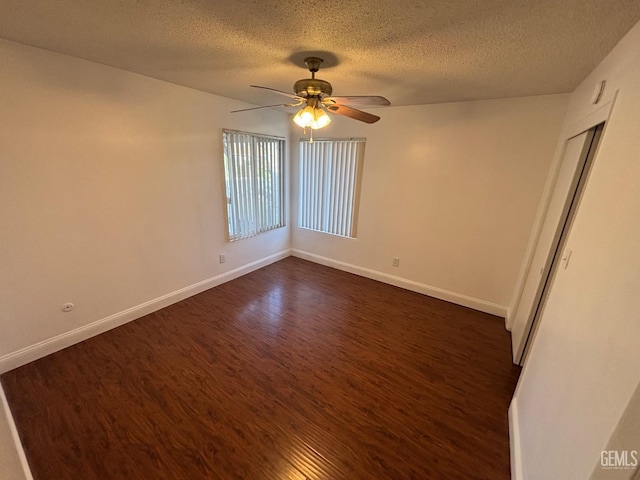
(298, 138, 365, 238)
(223, 130, 285, 241)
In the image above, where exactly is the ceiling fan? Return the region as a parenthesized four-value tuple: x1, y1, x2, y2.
(231, 57, 390, 132)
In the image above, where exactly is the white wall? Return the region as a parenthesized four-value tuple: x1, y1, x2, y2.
(0, 39, 291, 371)
(0, 384, 30, 480)
(511, 19, 640, 480)
(291, 96, 569, 315)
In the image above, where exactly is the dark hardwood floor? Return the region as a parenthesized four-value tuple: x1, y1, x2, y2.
(2, 257, 520, 480)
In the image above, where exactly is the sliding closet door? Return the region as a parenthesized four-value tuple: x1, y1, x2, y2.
(511, 128, 599, 364)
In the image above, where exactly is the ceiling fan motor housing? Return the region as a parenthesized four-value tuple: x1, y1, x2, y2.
(294, 78, 332, 98)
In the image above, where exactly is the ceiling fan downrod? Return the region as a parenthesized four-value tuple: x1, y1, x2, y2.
(304, 56, 323, 79)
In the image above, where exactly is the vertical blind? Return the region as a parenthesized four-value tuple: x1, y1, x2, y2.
(298, 139, 365, 238)
(223, 130, 285, 241)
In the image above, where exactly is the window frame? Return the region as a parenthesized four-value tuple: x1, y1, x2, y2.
(223, 129, 286, 242)
(297, 137, 366, 238)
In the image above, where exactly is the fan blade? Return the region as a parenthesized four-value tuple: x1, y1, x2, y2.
(323, 95, 390, 106)
(231, 102, 301, 113)
(326, 104, 381, 124)
(250, 85, 302, 100)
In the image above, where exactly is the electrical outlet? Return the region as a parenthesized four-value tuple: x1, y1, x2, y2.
(219, 253, 226, 264)
(392, 257, 400, 267)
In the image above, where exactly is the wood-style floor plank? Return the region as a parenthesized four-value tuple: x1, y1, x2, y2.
(2, 257, 520, 479)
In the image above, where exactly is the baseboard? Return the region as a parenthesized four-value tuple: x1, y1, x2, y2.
(291, 249, 507, 317)
(509, 399, 524, 480)
(0, 383, 33, 480)
(505, 307, 513, 331)
(0, 249, 291, 373)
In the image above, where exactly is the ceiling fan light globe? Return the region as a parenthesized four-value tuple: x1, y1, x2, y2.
(292, 115, 306, 128)
(313, 108, 331, 129)
(293, 106, 315, 128)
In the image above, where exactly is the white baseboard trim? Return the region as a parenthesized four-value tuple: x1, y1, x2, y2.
(509, 399, 524, 480)
(291, 249, 507, 317)
(0, 383, 34, 480)
(505, 307, 513, 331)
(0, 249, 291, 374)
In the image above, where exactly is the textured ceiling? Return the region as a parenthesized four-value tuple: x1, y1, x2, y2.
(1, 0, 640, 107)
